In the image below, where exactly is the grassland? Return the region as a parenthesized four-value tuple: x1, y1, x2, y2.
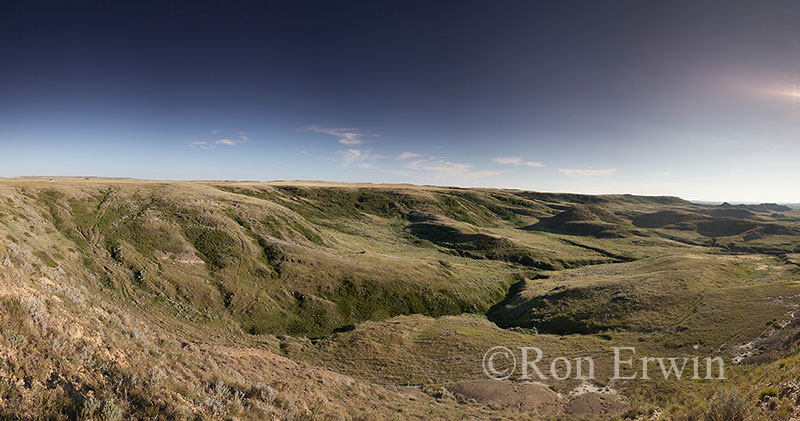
(1, 178, 799, 419)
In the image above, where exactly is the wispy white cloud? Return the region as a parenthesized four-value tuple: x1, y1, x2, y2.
(558, 168, 619, 177)
(648, 171, 671, 177)
(396, 152, 420, 160)
(303, 125, 376, 145)
(188, 141, 214, 149)
(493, 156, 545, 167)
(335, 148, 383, 169)
(188, 129, 248, 148)
(390, 153, 505, 180)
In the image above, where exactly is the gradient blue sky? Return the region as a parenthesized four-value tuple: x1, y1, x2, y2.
(1, 1, 799, 202)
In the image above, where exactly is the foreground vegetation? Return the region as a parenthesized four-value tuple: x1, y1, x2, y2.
(1, 178, 799, 419)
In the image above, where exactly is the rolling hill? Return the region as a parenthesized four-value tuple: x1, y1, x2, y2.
(1, 178, 800, 419)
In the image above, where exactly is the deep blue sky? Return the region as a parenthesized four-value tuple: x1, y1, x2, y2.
(1, 1, 799, 201)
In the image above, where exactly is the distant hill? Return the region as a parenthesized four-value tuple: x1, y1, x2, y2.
(720, 202, 792, 212)
(631, 209, 705, 228)
(529, 204, 636, 238)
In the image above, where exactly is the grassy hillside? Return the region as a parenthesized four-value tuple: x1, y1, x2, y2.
(1, 178, 800, 419)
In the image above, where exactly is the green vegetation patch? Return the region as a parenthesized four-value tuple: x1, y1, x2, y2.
(188, 228, 239, 270)
(33, 251, 58, 268)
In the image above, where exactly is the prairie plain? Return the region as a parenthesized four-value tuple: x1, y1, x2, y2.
(1, 178, 800, 419)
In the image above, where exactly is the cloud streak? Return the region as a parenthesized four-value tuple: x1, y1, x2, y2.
(391, 154, 505, 180)
(493, 156, 545, 167)
(396, 152, 420, 160)
(304, 125, 376, 145)
(558, 168, 619, 177)
(188, 141, 213, 149)
(188, 130, 248, 148)
(335, 148, 383, 169)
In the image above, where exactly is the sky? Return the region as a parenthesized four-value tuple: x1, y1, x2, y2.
(1, 0, 799, 202)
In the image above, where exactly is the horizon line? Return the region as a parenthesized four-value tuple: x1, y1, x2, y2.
(2, 175, 799, 206)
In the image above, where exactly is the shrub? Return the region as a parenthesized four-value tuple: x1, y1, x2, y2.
(758, 386, 779, 401)
(79, 397, 102, 420)
(257, 237, 283, 264)
(775, 397, 794, 419)
(705, 388, 751, 421)
(100, 399, 123, 421)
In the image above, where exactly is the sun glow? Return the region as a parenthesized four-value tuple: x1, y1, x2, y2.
(754, 83, 800, 109)
(776, 85, 800, 98)
(758, 86, 800, 98)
